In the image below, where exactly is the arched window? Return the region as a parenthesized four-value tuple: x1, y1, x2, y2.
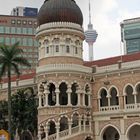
(136, 84, 140, 103)
(60, 116, 68, 131)
(48, 121, 56, 135)
(102, 126, 120, 140)
(59, 82, 68, 105)
(125, 85, 134, 104)
(56, 45, 59, 52)
(72, 113, 79, 127)
(71, 83, 78, 106)
(48, 83, 56, 106)
(66, 45, 70, 53)
(110, 87, 119, 106)
(100, 89, 108, 107)
(85, 85, 90, 106)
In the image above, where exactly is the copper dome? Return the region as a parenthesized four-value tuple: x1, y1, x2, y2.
(37, 0, 83, 26)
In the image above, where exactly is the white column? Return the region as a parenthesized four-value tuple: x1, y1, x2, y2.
(38, 93, 42, 108)
(38, 126, 42, 140)
(88, 93, 91, 107)
(67, 85, 72, 106)
(77, 89, 81, 106)
(83, 92, 85, 106)
(68, 120, 72, 135)
(45, 126, 48, 140)
(55, 86, 60, 106)
(56, 123, 60, 140)
(44, 87, 49, 107)
(89, 116, 92, 132)
(79, 117, 82, 132)
(83, 116, 86, 132)
(134, 92, 137, 108)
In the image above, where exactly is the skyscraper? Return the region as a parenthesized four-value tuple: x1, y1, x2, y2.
(0, 15, 38, 73)
(85, 0, 98, 61)
(121, 17, 140, 54)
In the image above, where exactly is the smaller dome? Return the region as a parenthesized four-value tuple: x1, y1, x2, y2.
(37, 0, 83, 26)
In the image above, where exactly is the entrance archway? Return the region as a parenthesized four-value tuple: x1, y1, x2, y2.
(127, 125, 140, 140)
(102, 126, 120, 140)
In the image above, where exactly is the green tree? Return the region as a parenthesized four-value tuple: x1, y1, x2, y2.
(0, 100, 8, 130)
(11, 88, 38, 136)
(0, 42, 31, 139)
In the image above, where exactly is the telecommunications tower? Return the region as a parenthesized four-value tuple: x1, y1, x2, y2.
(85, 0, 98, 61)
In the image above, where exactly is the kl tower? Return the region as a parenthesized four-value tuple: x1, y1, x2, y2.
(85, 0, 98, 61)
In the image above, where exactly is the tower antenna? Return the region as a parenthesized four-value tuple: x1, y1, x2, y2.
(89, 0, 91, 24)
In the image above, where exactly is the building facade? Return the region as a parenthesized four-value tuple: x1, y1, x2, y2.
(11, 7, 38, 17)
(121, 17, 140, 54)
(0, 15, 38, 73)
(35, 0, 140, 140)
(0, 0, 140, 140)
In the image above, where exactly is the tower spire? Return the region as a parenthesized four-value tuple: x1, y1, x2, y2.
(89, 0, 91, 24)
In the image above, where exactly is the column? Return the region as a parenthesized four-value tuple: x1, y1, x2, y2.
(89, 116, 92, 132)
(38, 93, 42, 108)
(68, 120, 72, 135)
(134, 92, 137, 108)
(79, 117, 82, 132)
(67, 85, 72, 106)
(44, 87, 49, 107)
(107, 94, 110, 110)
(38, 126, 42, 140)
(82, 91, 85, 106)
(45, 126, 48, 140)
(56, 123, 60, 140)
(83, 116, 86, 132)
(77, 89, 81, 106)
(123, 94, 126, 109)
(88, 93, 91, 107)
(55, 86, 60, 106)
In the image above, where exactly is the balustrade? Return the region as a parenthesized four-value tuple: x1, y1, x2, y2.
(99, 105, 120, 112)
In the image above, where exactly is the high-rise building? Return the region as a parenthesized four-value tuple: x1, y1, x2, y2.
(85, 0, 98, 61)
(11, 7, 38, 17)
(121, 17, 140, 54)
(0, 15, 39, 73)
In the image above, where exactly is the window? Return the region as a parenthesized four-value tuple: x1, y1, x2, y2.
(11, 38, 16, 45)
(5, 27, 10, 34)
(16, 38, 21, 45)
(46, 47, 49, 53)
(75, 47, 78, 54)
(0, 37, 4, 43)
(56, 45, 59, 52)
(27, 28, 33, 35)
(22, 28, 27, 34)
(0, 26, 4, 33)
(11, 27, 16, 34)
(28, 38, 33, 46)
(65, 38, 71, 44)
(17, 28, 21, 34)
(5, 37, 10, 45)
(34, 40, 38, 47)
(66, 45, 70, 53)
(23, 38, 27, 46)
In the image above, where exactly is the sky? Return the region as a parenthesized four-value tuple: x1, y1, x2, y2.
(0, 0, 140, 60)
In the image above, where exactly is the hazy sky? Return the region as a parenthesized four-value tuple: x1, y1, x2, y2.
(0, 0, 140, 60)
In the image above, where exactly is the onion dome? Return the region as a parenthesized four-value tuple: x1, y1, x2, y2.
(37, 0, 83, 26)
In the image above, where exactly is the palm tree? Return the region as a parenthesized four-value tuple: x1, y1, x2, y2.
(0, 42, 31, 139)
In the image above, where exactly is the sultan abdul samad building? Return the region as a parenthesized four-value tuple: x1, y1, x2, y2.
(1, 0, 140, 140)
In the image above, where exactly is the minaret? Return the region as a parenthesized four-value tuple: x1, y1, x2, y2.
(85, 0, 98, 61)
